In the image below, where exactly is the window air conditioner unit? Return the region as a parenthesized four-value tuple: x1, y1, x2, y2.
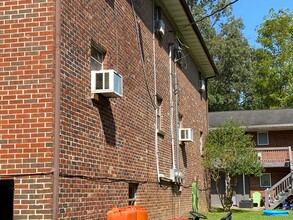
(179, 128, 193, 142)
(199, 80, 205, 92)
(91, 69, 123, 98)
(155, 20, 165, 36)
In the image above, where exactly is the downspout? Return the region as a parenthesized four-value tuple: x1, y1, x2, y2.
(169, 43, 176, 169)
(174, 60, 180, 218)
(153, 1, 160, 183)
(53, 0, 61, 219)
(174, 62, 179, 171)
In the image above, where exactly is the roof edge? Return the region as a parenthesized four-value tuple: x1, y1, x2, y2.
(209, 124, 293, 131)
(179, 0, 218, 77)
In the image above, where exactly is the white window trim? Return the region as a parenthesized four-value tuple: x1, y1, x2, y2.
(260, 173, 271, 187)
(257, 131, 269, 145)
(156, 96, 163, 133)
(91, 45, 104, 71)
(200, 131, 204, 156)
(128, 184, 137, 205)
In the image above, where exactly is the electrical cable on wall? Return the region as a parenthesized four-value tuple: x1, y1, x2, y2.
(174, 37, 188, 69)
(130, 0, 156, 110)
(59, 172, 149, 184)
(0, 171, 154, 185)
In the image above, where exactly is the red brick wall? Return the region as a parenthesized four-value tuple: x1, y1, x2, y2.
(58, 0, 209, 219)
(0, 0, 55, 219)
(250, 167, 290, 198)
(250, 130, 293, 147)
(268, 130, 293, 147)
(0, 0, 210, 219)
(249, 130, 293, 163)
(249, 130, 293, 199)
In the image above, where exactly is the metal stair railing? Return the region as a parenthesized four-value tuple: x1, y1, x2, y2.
(265, 172, 293, 209)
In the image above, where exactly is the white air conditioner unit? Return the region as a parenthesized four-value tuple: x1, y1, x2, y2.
(199, 80, 205, 92)
(154, 20, 165, 36)
(91, 69, 123, 98)
(179, 128, 193, 142)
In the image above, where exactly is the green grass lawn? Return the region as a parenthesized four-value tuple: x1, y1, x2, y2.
(198, 209, 293, 220)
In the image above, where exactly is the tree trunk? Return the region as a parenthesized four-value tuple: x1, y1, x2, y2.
(223, 174, 238, 211)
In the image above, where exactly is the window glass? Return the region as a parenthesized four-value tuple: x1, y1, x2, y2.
(128, 184, 138, 205)
(178, 114, 183, 128)
(154, 6, 161, 20)
(156, 97, 162, 132)
(91, 46, 104, 71)
(260, 173, 271, 187)
(257, 132, 269, 145)
(200, 131, 204, 156)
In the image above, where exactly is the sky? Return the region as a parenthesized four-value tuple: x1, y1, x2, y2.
(232, 0, 293, 47)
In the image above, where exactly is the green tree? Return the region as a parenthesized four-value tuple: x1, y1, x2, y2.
(204, 122, 263, 211)
(253, 9, 293, 109)
(207, 17, 255, 111)
(188, 1, 255, 111)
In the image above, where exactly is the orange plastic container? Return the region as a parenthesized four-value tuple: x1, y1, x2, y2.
(133, 205, 148, 220)
(107, 206, 137, 220)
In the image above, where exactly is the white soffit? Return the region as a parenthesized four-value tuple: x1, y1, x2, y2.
(160, 0, 217, 78)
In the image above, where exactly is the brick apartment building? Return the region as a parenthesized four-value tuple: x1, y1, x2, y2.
(0, 0, 217, 219)
(209, 109, 293, 209)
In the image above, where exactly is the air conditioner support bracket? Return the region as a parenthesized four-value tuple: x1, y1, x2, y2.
(91, 93, 100, 101)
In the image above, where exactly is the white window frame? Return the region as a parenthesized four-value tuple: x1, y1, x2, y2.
(178, 113, 183, 129)
(91, 45, 104, 71)
(257, 131, 269, 145)
(154, 5, 162, 20)
(156, 96, 162, 133)
(200, 131, 204, 156)
(260, 173, 271, 187)
(128, 184, 137, 205)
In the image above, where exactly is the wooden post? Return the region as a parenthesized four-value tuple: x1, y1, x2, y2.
(265, 188, 269, 210)
(289, 146, 293, 171)
(289, 146, 293, 191)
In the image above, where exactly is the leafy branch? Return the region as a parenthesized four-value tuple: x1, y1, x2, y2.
(180, 0, 239, 29)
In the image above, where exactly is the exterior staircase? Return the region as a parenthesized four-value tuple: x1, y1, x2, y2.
(265, 172, 293, 209)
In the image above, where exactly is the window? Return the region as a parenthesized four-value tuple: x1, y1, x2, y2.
(257, 132, 269, 145)
(128, 183, 138, 205)
(154, 5, 162, 20)
(91, 45, 104, 71)
(260, 173, 271, 187)
(178, 113, 183, 128)
(200, 131, 204, 156)
(156, 96, 162, 132)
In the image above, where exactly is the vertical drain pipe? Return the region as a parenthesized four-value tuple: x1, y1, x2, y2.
(169, 44, 176, 170)
(53, 0, 61, 219)
(174, 62, 179, 172)
(174, 61, 180, 218)
(152, 1, 160, 183)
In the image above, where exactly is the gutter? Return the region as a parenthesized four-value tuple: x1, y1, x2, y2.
(245, 124, 293, 131)
(178, 0, 219, 76)
(53, 0, 61, 219)
(209, 124, 293, 131)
